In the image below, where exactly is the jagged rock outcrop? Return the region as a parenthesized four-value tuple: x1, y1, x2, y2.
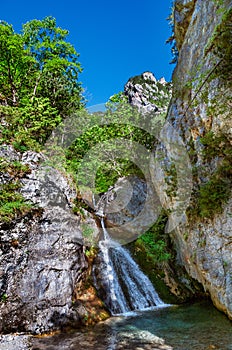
(124, 71, 172, 115)
(0, 145, 102, 333)
(161, 0, 232, 319)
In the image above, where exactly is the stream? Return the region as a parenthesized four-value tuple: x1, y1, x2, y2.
(32, 301, 232, 350)
(92, 218, 166, 315)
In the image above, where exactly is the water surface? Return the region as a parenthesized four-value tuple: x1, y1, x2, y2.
(32, 302, 232, 350)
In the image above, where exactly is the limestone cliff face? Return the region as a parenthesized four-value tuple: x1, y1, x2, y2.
(164, 0, 232, 319)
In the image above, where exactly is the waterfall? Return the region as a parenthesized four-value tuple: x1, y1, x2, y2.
(93, 218, 166, 315)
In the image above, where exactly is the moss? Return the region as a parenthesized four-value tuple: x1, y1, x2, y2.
(183, 232, 189, 241)
(198, 169, 231, 218)
(1, 293, 8, 302)
(0, 182, 32, 223)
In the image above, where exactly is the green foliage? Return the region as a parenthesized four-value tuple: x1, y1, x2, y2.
(196, 173, 231, 218)
(22, 16, 83, 115)
(0, 21, 36, 106)
(66, 102, 157, 194)
(0, 158, 32, 222)
(106, 92, 128, 111)
(200, 131, 231, 160)
(1, 293, 8, 302)
(85, 246, 97, 258)
(188, 131, 232, 219)
(0, 98, 61, 151)
(0, 158, 30, 175)
(204, 8, 232, 81)
(0, 182, 32, 223)
(0, 17, 85, 224)
(0, 17, 83, 151)
(95, 160, 143, 193)
(134, 213, 171, 264)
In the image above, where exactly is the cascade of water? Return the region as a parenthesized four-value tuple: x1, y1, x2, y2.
(93, 217, 166, 315)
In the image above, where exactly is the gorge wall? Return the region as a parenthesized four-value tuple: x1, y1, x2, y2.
(162, 0, 232, 319)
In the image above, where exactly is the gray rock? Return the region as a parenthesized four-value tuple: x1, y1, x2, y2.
(0, 334, 32, 350)
(101, 175, 162, 244)
(124, 71, 172, 115)
(0, 147, 99, 333)
(0, 145, 20, 161)
(161, 0, 232, 319)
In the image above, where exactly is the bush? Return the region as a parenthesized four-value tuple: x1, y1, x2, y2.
(134, 213, 171, 264)
(0, 159, 32, 222)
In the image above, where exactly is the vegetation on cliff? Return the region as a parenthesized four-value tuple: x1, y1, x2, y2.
(0, 17, 83, 221)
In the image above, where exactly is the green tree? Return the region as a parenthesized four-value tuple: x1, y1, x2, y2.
(22, 16, 84, 115)
(65, 100, 159, 193)
(0, 21, 36, 106)
(0, 17, 84, 151)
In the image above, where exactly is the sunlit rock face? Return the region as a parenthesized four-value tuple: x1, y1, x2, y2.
(124, 71, 172, 115)
(161, 0, 232, 319)
(0, 146, 100, 333)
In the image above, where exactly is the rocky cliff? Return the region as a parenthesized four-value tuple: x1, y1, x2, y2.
(162, 0, 232, 319)
(0, 146, 107, 334)
(124, 71, 172, 115)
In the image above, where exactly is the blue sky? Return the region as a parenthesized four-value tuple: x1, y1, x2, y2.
(1, 1, 174, 106)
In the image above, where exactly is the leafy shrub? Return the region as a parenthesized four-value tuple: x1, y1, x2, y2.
(0, 98, 61, 151)
(134, 213, 171, 264)
(200, 131, 231, 160)
(0, 182, 32, 222)
(188, 131, 232, 219)
(0, 159, 32, 222)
